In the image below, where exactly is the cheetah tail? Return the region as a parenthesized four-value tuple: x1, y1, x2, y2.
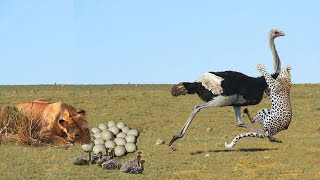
(225, 132, 265, 148)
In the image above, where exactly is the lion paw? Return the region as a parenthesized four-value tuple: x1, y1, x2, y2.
(63, 142, 74, 148)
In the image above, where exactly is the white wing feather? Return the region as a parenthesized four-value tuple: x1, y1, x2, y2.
(198, 73, 224, 94)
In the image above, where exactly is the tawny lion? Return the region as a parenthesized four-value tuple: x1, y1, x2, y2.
(16, 99, 91, 147)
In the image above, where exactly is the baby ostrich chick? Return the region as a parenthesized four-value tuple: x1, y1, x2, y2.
(101, 159, 122, 170)
(121, 152, 145, 174)
(90, 154, 100, 164)
(97, 155, 113, 166)
(73, 156, 89, 165)
(97, 150, 115, 166)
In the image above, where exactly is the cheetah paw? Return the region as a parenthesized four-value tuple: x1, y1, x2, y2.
(268, 137, 282, 143)
(256, 64, 265, 71)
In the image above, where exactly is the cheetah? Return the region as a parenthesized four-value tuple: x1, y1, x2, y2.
(225, 64, 292, 148)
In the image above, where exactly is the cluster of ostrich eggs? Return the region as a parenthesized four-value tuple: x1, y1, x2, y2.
(81, 121, 139, 157)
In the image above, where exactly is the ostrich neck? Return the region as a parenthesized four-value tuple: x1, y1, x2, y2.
(270, 37, 281, 74)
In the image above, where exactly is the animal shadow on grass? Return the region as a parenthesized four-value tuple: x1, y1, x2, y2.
(190, 148, 278, 155)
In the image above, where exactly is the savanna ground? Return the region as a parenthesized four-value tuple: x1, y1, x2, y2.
(0, 84, 319, 179)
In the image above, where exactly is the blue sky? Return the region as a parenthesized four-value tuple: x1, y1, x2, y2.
(0, 1, 319, 85)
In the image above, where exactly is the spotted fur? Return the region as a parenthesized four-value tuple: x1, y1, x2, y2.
(225, 64, 292, 148)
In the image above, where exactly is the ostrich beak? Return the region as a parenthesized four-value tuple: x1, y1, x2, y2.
(168, 134, 182, 146)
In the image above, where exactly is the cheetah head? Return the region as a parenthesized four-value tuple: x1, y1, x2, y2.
(278, 65, 292, 86)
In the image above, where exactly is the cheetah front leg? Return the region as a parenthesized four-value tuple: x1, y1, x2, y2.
(264, 88, 271, 99)
(256, 64, 276, 90)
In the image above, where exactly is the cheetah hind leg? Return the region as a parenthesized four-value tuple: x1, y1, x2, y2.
(244, 108, 271, 125)
(225, 132, 264, 148)
(268, 136, 282, 143)
(243, 108, 259, 123)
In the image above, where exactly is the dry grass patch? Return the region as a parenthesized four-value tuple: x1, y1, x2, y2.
(0, 106, 40, 145)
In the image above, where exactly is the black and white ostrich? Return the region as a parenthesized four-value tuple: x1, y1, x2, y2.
(169, 29, 285, 146)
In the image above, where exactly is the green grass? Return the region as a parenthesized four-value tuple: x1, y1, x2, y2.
(0, 84, 320, 179)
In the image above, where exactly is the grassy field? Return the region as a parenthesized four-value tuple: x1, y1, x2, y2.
(0, 84, 319, 179)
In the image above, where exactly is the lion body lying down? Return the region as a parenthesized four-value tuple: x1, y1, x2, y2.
(15, 99, 91, 147)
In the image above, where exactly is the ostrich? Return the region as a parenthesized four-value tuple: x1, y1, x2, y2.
(97, 154, 113, 166)
(73, 156, 89, 165)
(101, 159, 122, 170)
(169, 29, 285, 146)
(120, 152, 145, 174)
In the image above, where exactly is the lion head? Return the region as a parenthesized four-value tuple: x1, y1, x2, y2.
(57, 108, 91, 145)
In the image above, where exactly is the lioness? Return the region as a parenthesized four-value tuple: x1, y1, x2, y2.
(16, 99, 91, 147)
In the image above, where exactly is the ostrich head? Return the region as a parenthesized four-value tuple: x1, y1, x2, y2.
(270, 29, 285, 39)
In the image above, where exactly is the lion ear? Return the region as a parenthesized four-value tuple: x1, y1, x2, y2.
(64, 109, 72, 117)
(77, 109, 86, 116)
